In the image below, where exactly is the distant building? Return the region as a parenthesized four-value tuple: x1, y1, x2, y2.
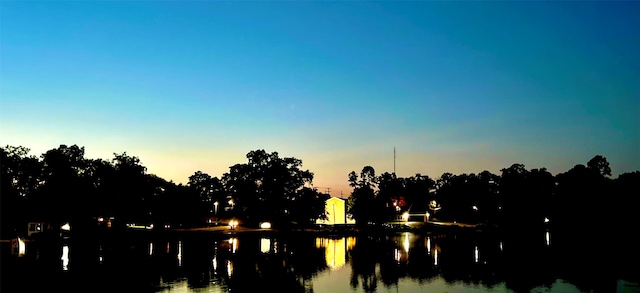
(27, 222, 52, 237)
(316, 197, 355, 225)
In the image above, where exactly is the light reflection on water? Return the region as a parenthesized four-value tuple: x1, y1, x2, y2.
(260, 238, 270, 254)
(545, 230, 551, 247)
(61, 245, 69, 271)
(177, 240, 182, 267)
(5, 229, 636, 293)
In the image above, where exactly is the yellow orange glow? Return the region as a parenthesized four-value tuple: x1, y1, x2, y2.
(18, 237, 26, 256)
(227, 260, 233, 277)
(260, 238, 271, 254)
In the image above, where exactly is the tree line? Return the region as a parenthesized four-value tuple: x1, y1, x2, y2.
(347, 155, 639, 238)
(1, 145, 328, 238)
(1, 144, 639, 239)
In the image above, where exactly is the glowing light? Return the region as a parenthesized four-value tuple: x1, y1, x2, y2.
(229, 219, 239, 230)
(98, 245, 103, 264)
(98, 217, 104, 222)
(472, 206, 478, 211)
(61, 245, 69, 271)
(346, 237, 356, 250)
(324, 238, 346, 270)
(149, 242, 154, 256)
(260, 238, 271, 254)
(61, 223, 70, 231)
(474, 246, 479, 263)
(17, 237, 26, 256)
(499, 241, 503, 252)
(403, 233, 410, 253)
(545, 231, 550, 246)
(402, 212, 409, 221)
(229, 238, 238, 254)
(544, 217, 550, 223)
(177, 241, 182, 267)
(226, 260, 233, 277)
(434, 249, 439, 266)
(212, 256, 217, 271)
(260, 222, 271, 229)
(316, 238, 323, 249)
(426, 237, 431, 254)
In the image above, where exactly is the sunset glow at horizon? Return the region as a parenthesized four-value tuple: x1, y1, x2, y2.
(2, 1, 638, 196)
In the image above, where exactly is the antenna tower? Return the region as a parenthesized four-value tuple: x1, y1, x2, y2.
(394, 147, 396, 175)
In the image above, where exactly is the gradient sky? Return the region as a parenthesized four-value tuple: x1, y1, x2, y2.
(1, 1, 639, 196)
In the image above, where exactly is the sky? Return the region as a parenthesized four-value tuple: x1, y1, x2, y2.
(1, 1, 639, 196)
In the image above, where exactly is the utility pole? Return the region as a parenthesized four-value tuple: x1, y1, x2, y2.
(394, 147, 396, 175)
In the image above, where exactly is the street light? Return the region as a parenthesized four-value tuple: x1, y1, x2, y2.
(214, 201, 219, 216)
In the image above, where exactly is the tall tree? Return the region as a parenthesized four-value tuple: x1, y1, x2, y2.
(188, 171, 226, 216)
(222, 150, 314, 226)
(348, 166, 388, 226)
(35, 145, 90, 228)
(111, 152, 151, 225)
(553, 156, 613, 235)
(587, 155, 612, 177)
(0, 146, 43, 237)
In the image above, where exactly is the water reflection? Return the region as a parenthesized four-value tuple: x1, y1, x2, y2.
(2, 230, 637, 293)
(316, 237, 355, 270)
(177, 240, 182, 267)
(545, 230, 551, 247)
(61, 245, 69, 271)
(226, 259, 233, 277)
(98, 244, 103, 264)
(261, 238, 271, 254)
(475, 245, 479, 263)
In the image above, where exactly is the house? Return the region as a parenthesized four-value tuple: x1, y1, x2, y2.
(316, 197, 355, 225)
(27, 222, 52, 237)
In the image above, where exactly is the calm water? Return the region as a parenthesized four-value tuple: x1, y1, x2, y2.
(1, 229, 638, 293)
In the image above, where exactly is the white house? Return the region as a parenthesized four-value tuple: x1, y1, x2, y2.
(316, 197, 355, 225)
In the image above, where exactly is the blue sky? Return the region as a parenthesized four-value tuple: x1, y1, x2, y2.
(2, 1, 639, 195)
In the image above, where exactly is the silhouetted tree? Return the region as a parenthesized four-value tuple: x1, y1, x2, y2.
(188, 171, 226, 217)
(403, 173, 436, 214)
(289, 187, 330, 226)
(348, 166, 390, 225)
(376, 172, 403, 220)
(587, 155, 611, 177)
(552, 156, 614, 236)
(222, 150, 315, 226)
(0, 146, 43, 237)
(34, 145, 92, 230)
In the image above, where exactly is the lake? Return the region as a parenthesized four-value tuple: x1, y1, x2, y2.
(1, 228, 638, 293)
